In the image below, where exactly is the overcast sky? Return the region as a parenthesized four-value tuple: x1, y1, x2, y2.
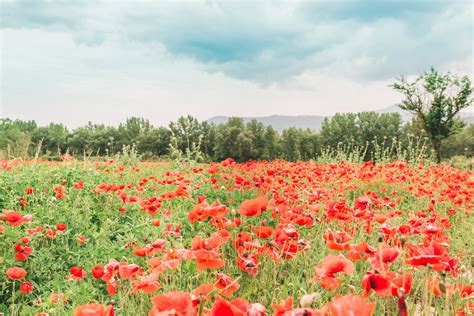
(1, 0, 472, 128)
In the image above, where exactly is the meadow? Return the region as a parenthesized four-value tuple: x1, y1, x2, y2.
(0, 157, 472, 315)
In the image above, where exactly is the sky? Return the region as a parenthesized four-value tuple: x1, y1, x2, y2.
(1, 0, 473, 128)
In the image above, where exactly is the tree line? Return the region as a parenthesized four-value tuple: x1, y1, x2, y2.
(1, 112, 472, 163)
(1, 68, 472, 163)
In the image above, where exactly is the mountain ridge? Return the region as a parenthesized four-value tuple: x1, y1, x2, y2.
(208, 105, 473, 132)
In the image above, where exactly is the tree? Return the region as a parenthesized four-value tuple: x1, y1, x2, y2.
(200, 121, 218, 160)
(262, 126, 280, 160)
(31, 123, 69, 156)
(0, 119, 37, 158)
(245, 119, 266, 160)
(299, 129, 319, 160)
(280, 127, 302, 161)
(391, 68, 472, 162)
(357, 112, 402, 160)
(214, 117, 245, 161)
(320, 113, 360, 149)
(441, 124, 474, 158)
(136, 127, 171, 158)
(168, 115, 203, 157)
(117, 117, 153, 148)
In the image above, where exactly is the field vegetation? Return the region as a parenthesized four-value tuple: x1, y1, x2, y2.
(0, 155, 472, 315)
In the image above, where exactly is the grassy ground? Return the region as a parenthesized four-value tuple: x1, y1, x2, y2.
(0, 159, 472, 315)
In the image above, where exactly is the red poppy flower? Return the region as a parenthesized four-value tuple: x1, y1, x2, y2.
(361, 271, 392, 297)
(254, 225, 274, 239)
(0, 210, 32, 227)
(391, 273, 413, 296)
(56, 223, 67, 231)
(132, 274, 160, 294)
(326, 294, 376, 316)
(354, 196, 372, 211)
(312, 255, 354, 289)
(193, 283, 214, 304)
(20, 281, 33, 294)
(91, 265, 105, 279)
(15, 244, 33, 261)
(210, 296, 242, 316)
(215, 273, 240, 298)
(6, 267, 27, 280)
(271, 297, 293, 316)
(150, 291, 195, 316)
(67, 267, 87, 281)
(74, 303, 114, 316)
(118, 264, 142, 279)
(188, 198, 230, 223)
(368, 247, 400, 271)
(237, 195, 268, 217)
(193, 249, 226, 270)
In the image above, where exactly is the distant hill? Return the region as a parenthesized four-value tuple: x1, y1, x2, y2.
(208, 115, 326, 132)
(208, 105, 473, 132)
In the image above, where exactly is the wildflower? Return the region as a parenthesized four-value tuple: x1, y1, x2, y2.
(237, 195, 268, 217)
(74, 303, 114, 316)
(312, 255, 354, 289)
(66, 267, 87, 281)
(149, 292, 195, 315)
(326, 294, 376, 316)
(6, 267, 27, 280)
(215, 273, 240, 297)
(20, 281, 33, 294)
(0, 210, 32, 227)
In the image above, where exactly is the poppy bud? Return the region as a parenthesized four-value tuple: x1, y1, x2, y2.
(397, 294, 407, 316)
(300, 293, 320, 308)
(399, 237, 407, 246)
(439, 282, 446, 294)
(56, 223, 67, 231)
(91, 265, 105, 279)
(20, 281, 33, 294)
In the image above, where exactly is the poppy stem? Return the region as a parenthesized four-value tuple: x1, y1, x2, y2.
(424, 267, 430, 316)
(11, 281, 16, 315)
(197, 296, 204, 316)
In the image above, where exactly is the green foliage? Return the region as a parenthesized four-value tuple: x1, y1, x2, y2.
(320, 112, 402, 161)
(0, 119, 37, 159)
(391, 68, 473, 162)
(1, 114, 472, 164)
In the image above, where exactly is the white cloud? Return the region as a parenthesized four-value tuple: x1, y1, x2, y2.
(0, 0, 472, 127)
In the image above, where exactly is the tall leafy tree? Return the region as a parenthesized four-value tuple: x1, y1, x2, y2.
(214, 117, 245, 161)
(31, 123, 69, 155)
(136, 127, 171, 158)
(262, 126, 280, 160)
(391, 68, 472, 162)
(280, 127, 302, 161)
(200, 121, 218, 160)
(117, 117, 153, 148)
(320, 113, 360, 149)
(245, 119, 266, 160)
(168, 115, 203, 156)
(299, 129, 319, 160)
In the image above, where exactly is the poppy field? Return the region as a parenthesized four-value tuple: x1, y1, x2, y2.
(0, 158, 473, 315)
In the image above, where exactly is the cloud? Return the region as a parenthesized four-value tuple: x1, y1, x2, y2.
(1, 1, 472, 127)
(1, 0, 471, 84)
